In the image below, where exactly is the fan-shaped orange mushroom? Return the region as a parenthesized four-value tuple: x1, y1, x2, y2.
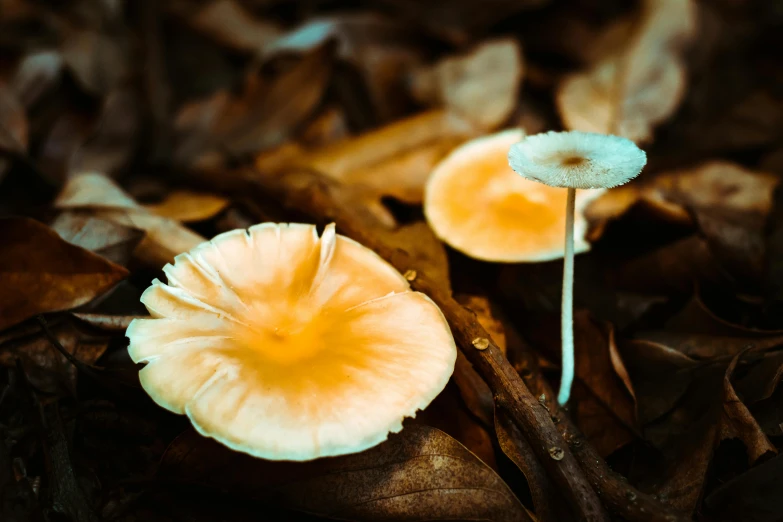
(424, 129, 606, 262)
(126, 223, 456, 461)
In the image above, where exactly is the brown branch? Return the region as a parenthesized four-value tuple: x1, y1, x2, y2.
(198, 167, 608, 521)
(508, 335, 689, 522)
(496, 407, 566, 522)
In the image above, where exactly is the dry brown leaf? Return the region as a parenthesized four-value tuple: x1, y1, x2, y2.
(384, 221, 452, 294)
(526, 312, 638, 456)
(587, 161, 778, 239)
(640, 296, 783, 360)
(12, 50, 63, 108)
(51, 212, 145, 267)
(369, 0, 548, 46)
(704, 453, 783, 522)
(557, 0, 697, 142)
(410, 38, 524, 130)
(264, 13, 424, 122)
(256, 110, 476, 207)
(0, 217, 128, 332)
(455, 294, 507, 355)
(0, 317, 109, 394)
(68, 88, 140, 178)
(652, 354, 776, 513)
(62, 28, 128, 95)
(144, 190, 229, 223)
(0, 82, 28, 153)
(71, 313, 141, 332)
(412, 383, 498, 471)
(55, 172, 206, 267)
(159, 424, 529, 522)
(184, 0, 282, 54)
(174, 43, 333, 167)
(0, 82, 28, 183)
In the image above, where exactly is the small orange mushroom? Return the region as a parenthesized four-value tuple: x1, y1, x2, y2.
(126, 223, 456, 461)
(424, 129, 606, 263)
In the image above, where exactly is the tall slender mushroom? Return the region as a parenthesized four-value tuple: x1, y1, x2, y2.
(508, 131, 646, 405)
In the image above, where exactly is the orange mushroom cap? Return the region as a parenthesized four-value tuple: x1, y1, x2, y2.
(126, 223, 456, 461)
(424, 129, 606, 262)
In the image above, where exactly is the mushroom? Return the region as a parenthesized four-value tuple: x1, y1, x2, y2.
(424, 129, 607, 262)
(126, 222, 457, 461)
(508, 131, 646, 405)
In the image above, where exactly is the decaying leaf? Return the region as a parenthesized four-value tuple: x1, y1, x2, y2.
(12, 50, 63, 108)
(255, 110, 476, 207)
(649, 354, 776, 513)
(61, 28, 129, 96)
(69, 88, 140, 178)
(704, 451, 783, 522)
(369, 0, 549, 45)
(174, 43, 333, 168)
(588, 161, 779, 287)
(264, 13, 424, 122)
(55, 172, 206, 267)
(0, 82, 28, 182)
(159, 425, 529, 522)
(143, 190, 229, 223)
(410, 38, 524, 131)
(51, 212, 144, 267)
(0, 317, 109, 394)
(181, 0, 282, 54)
(641, 296, 783, 360)
(525, 311, 637, 456)
(0, 217, 128, 332)
(557, 0, 697, 142)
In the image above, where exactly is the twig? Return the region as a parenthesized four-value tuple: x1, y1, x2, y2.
(496, 407, 566, 522)
(507, 325, 690, 522)
(196, 168, 609, 522)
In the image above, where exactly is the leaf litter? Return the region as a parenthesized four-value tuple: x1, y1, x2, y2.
(0, 0, 782, 521)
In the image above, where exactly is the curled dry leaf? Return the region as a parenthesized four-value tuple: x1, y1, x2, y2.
(68, 88, 141, 179)
(55, 172, 206, 267)
(158, 424, 529, 522)
(704, 452, 783, 522)
(174, 43, 333, 168)
(649, 354, 776, 514)
(0, 82, 28, 183)
(641, 296, 783, 360)
(410, 38, 524, 130)
(71, 313, 141, 332)
(369, 0, 548, 46)
(182, 0, 282, 54)
(412, 384, 499, 471)
(264, 13, 424, 122)
(587, 162, 779, 277)
(255, 110, 476, 207)
(12, 50, 63, 109)
(51, 212, 145, 267)
(61, 28, 128, 95)
(557, 0, 697, 142)
(0, 217, 128, 332)
(525, 311, 637, 457)
(0, 317, 109, 394)
(143, 190, 229, 223)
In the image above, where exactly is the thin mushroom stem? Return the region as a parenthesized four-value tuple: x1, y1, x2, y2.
(558, 187, 576, 406)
